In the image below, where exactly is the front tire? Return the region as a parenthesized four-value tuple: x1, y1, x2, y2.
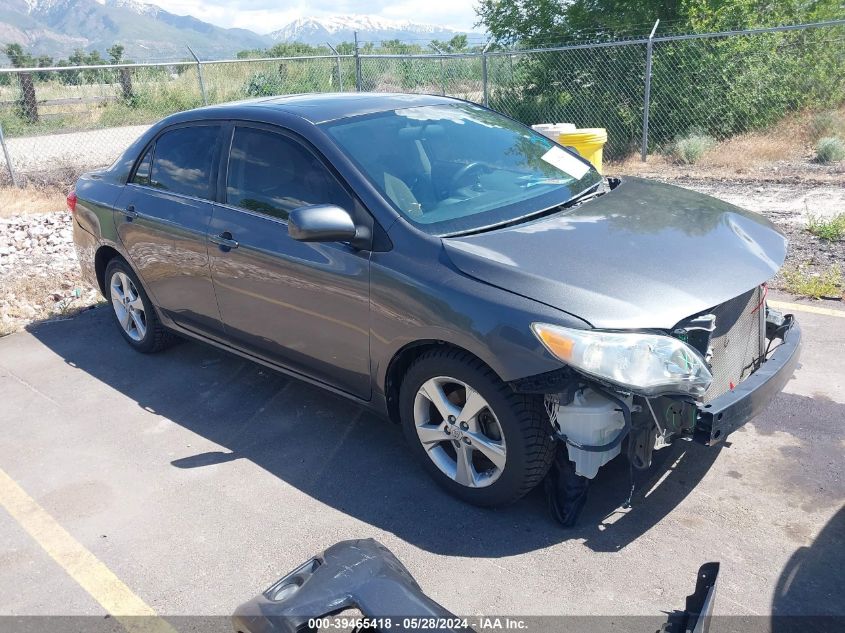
(104, 258, 174, 353)
(399, 348, 556, 506)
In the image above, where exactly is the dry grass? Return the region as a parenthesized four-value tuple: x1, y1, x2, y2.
(0, 184, 67, 217)
(612, 106, 845, 182)
(0, 270, 101, 337)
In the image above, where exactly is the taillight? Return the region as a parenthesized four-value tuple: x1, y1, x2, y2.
(67, 191, 77, 214)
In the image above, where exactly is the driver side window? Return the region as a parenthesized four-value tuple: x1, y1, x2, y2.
(226, 127, 353, 221)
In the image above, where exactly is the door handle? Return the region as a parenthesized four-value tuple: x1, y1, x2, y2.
(210, 231, 239, 250)
(124, 204, 138, 221)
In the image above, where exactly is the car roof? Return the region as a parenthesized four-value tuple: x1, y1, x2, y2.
(198, 92, 460, 124)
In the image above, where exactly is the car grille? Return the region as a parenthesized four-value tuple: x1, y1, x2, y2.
(702, 286, 766, 402)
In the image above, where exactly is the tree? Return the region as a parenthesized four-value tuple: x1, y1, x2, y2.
(5, 43, 32, 68)
(475, 0, 845, 158)
(107, 44, 125, 65)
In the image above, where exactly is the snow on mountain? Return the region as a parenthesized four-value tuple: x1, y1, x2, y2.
(104, 0, 160, 18)
(268, 15, 482, 45)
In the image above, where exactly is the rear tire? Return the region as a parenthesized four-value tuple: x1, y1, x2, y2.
(399, 348, 556, 507)
(104, 257, 175, 353)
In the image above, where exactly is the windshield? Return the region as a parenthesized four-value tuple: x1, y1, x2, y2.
(322, 103, 602, 236)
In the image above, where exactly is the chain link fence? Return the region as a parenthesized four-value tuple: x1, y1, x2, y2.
(1, 19, 844, 184)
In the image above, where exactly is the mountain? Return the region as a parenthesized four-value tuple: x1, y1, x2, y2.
(0, 2, 485, 64)
(268, 15, 482, 46)
(1, 0, 269, 61)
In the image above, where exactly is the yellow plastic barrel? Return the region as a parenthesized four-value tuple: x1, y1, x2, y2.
(557, 128, 608, 173)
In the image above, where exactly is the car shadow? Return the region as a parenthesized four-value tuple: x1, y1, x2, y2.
(25, 307, 746, 556)
(771, 506, 845, 631)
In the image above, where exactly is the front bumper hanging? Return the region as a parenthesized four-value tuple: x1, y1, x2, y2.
(695, 315, 801, 446)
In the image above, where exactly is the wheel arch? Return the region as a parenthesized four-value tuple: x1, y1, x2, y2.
(384, 339, 499, 424)
(94, 244, 123, 295)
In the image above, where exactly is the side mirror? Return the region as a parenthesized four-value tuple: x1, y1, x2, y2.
(288, 205, 357, 243)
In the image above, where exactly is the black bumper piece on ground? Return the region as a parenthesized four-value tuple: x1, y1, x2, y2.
(232, 539, 456, 633)
(233, 540, 720, 633)
(695, 316, 801, 446)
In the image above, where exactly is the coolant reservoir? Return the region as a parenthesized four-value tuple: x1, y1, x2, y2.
(554, 389, 630, 479)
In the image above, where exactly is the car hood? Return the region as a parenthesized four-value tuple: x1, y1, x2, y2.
(443, 177, 787, 329)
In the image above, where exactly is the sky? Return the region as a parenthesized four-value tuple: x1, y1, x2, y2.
(149, 0, 481, 35)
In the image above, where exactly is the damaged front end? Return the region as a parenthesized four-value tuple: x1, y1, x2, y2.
(514, 285, 801, 525)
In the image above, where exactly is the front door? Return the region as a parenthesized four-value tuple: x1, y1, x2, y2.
(208, 124, 371, 398)
(116, 123, 224, 335)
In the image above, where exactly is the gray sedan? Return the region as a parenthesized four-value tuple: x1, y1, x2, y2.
(70, 93, 800, 514)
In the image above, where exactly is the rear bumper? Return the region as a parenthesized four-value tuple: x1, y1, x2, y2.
(695, 315, 801, 446)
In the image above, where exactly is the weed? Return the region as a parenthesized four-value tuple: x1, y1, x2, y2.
(815, 137, 845, 163)
(783, 265, 842, 299)
(670, 133, 716, 164)
(807, 213, 845, 240)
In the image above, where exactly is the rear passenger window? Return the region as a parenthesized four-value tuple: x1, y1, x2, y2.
(150, 125, 220, 200)
(226, 127, 353, 221)
(132, 147, 152, 186)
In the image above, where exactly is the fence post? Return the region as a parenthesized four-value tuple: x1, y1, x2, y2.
(18, 72, 39, 123)
(118, 67, 134, 103)
(429, 43, 446, 96)
(640, 20, 660, 162)
(326, 42, 343, 92)
(481, 41, 492, 107)
(0, 123, 18, 187)
(354, 32, 362, 91)
(186, 46, 208, 105)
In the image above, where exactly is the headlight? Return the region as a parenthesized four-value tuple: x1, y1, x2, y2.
(531, 323, 712, 397)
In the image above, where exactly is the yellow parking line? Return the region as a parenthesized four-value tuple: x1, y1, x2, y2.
(0, 467, 177, 633)
(769, 299, 845, 319)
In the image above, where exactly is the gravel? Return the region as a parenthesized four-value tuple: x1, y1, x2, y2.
(0, 212, 99, 335)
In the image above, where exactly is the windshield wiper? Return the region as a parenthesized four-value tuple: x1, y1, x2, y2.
(559, 180, 606, 209)
(442, 178, 612, 238)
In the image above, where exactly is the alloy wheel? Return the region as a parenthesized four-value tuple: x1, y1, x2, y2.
(413, 376, 507, 488)
(110, 270, 147, 342)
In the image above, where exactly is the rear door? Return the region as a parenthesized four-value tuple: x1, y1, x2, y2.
(116, 123, 224, 335)
(208, 123, 371, 398)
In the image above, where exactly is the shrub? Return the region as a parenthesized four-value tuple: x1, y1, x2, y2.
(808, 111, 843, 141)
(815, 137, 845, 164)
(243, 72, 284, 97)
(670, 133, 716, 164)
(806, 213, 845, 240)
(783, 265, 842, 299)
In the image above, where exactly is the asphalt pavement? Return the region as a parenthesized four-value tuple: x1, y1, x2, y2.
(0, 293, 842, 631)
